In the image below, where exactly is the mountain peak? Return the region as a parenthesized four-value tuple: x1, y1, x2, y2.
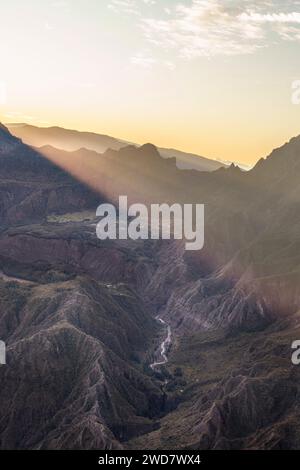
(0, 122, 11, 134)
(139, 143, 160, 157)
(0, 122, 21, 152)
(228, 163, 241, 171)
(251, 132, 300, 179)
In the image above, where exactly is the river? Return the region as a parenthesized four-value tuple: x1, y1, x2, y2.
(150, 318, 172, 370)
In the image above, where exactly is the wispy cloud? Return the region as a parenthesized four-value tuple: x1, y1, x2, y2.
(108, 0, 139, 16)
(131, 53, 157, 68)
(141, 1, 266, 58)
(277, 24, 300, 41)
(108, 0, 300, 58)
(112, 0, 300, 58)
(130, 52, 175, 70)
(240, 7, 300, 43)
(108, 0, 156, 15)
(240, 12, 300, 23)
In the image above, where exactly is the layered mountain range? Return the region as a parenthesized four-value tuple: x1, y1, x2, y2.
(7, 123, 234, 172)
(0, 123, 300, 449)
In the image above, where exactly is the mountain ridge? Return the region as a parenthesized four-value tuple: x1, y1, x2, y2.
(7, 123, 234, 172)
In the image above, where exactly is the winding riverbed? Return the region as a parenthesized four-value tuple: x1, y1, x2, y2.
(150, 318, 172, 370)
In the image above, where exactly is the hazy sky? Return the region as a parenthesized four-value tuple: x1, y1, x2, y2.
(1, 0, 300, 165)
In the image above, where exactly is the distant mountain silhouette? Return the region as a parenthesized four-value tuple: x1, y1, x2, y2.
(7, 123, 232, 172)
(7, 123, 128, 153)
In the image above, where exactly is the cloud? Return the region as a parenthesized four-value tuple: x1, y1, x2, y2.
(130, 52, 175, 70)
(130, 53, 157, 68)
(240, 12, 300, 23)
(108, 0, 300, 58)
(108, 0, 155, 15)
(276, 24, 300, 41)
(139, 0, 300, 58)
(240, 9, 300, 42)
(108, 0, 139, 15)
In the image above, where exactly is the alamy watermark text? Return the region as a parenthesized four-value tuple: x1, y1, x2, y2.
(96, 196, 205, 251)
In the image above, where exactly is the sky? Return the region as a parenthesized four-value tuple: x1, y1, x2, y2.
(1, 0, 300, 165)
